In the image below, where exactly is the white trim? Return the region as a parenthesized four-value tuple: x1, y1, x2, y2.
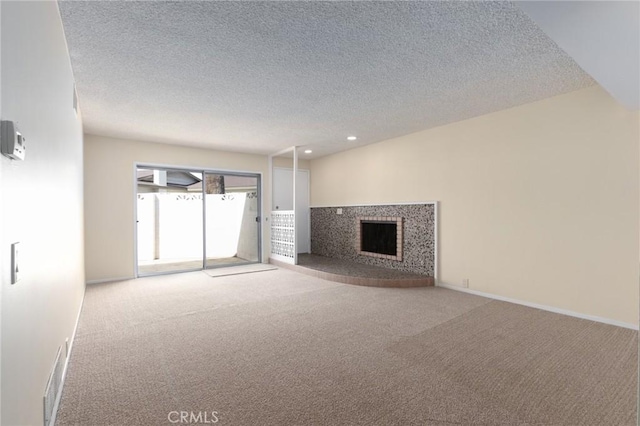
(293, 148, 298, 265)
(133, 164, 139, 278)
(258, 173, 264, 263)
(49, 284, 86, 426)
(201, 172, 207, 270)
(310, 201, 438, 208)
(437, 282, 639, 330)
(433, 201, 439, 284)
(86, 276, 134, 285)
(267, 154, 272, 261)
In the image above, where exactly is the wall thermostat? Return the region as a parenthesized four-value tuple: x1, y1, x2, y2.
(1, 120, 26, 160)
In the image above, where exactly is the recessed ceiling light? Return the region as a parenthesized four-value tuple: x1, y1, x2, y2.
(304, 149, 312, 154)
(347, 136, 357, 141)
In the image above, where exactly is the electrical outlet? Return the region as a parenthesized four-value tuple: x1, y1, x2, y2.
(462, 278, 469, 288)
(336, 208, 343, 215)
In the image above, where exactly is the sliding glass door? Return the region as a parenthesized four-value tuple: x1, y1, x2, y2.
(136, 166, 261, 276)
(204, 173, 260, 268)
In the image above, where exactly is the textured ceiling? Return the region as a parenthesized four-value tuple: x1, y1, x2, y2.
(58, 1, 594, 158)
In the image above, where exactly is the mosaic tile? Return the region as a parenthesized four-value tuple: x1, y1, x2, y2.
(310, 204, 435, 276)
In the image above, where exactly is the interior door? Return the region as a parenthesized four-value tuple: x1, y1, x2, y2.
(273, 168, 310, 254)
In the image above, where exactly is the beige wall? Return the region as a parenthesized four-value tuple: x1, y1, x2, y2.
(310, 86, 640, 326)
(84, 134, 269, 282)
(1, 2, 86, 424)
(272, 155, 310, 170)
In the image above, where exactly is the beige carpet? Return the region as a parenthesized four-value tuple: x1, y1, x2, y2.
(138, 256, 250, 275)
(203, 263, 277, 278)
(56, 270, 637, 425)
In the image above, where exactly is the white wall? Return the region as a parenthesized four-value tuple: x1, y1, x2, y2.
(1, 2, 86, 425)
(236, 193, 259, 261)
(272, 156, 310, 170)
(156, 194, 203, 259)
(310, 85, 640, 327)
(136, 193, 257, 262)
(84, 134, 269, 282)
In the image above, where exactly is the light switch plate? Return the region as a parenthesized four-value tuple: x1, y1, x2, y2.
(11, 242, 19, 284)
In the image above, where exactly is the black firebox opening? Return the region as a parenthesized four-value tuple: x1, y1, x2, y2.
(361, 221, 397, 256)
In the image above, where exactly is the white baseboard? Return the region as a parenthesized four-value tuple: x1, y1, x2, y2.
(86, 276, 134, 285)
(437, 282, 639, 331)
(49, 284, 86, 426)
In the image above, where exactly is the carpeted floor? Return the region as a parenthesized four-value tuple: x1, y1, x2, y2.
(203, 263, 277, 278)
(56, 268, 638, 425)
(138, 256, 250, 275)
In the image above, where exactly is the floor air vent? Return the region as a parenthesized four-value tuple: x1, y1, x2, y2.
(43, 346, 64, 426)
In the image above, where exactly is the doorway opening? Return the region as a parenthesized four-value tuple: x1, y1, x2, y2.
(272, 167, 310, 254)
(135, 165, 261, 276)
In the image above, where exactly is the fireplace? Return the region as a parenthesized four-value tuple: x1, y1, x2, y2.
(311, 205, 434, 276)
(356, 216, 403, 261)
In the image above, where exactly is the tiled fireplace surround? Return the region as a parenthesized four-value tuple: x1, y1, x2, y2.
(310, 204, 436, 277)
